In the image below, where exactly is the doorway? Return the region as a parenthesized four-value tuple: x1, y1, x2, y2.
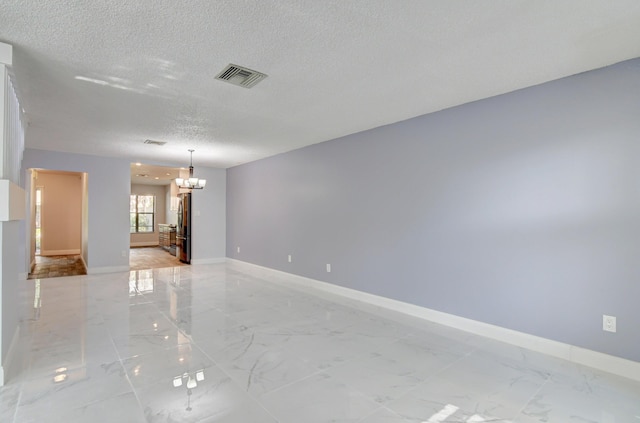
(129, 162, 185, 271)
(28, 169, 88, 279)
(34, 186, 42, 256)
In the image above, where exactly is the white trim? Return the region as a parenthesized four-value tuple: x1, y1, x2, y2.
(0, 326, 20, 386)
(226, 258, 640, 382)
(191, 257, 226, 265)
(87, 265, 130, 274)
(40, 249, 81, 256)
(79, 254, 87, 271)
(130, 242, 159, 247)
(0, 42, 12, 65)
(0, 180, 26, 221)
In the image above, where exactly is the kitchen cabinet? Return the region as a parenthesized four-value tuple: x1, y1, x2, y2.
(159, 224, 177, 256)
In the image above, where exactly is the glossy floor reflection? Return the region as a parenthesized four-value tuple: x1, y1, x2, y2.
(2, 263, 639, 422)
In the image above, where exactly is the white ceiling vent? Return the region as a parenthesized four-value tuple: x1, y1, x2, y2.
(215, 64, 267, 88)
(144, 139, 167, 146)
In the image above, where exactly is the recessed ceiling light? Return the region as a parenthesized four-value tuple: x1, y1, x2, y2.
(154, 177, 159, 180)
(135, 162, 142, 166)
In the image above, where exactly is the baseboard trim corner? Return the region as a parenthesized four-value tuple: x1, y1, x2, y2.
(226, 258, 640, 382)
(79, 255, 87, 271)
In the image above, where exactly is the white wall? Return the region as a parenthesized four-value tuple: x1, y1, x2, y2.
(37, 171, 83, 255)
(165, 185, 178, 226)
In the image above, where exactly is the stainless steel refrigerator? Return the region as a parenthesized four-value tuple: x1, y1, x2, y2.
(177, 192, 191, 264)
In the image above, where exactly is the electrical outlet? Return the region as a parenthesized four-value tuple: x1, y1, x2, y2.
(603, 315, 616, 333)
(288, 255, 292, 263)
(326, 263, 331, 273)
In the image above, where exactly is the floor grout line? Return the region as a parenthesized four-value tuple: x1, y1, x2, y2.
(10, 263, 640, 422)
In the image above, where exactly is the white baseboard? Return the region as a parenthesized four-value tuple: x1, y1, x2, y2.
(191, 257, 226, 265)
(87, 265, 130, 275)
(130, 242, 159, 247)
(40, 249, 81, 256)
(0, 326, 20, 386)
(226, 258, 640, 382)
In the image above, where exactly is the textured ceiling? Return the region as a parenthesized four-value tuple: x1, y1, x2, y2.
(2, 1, 640, 169)
(130, 163, 181, 186)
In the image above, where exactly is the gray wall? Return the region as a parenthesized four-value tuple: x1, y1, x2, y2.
(1, 63, 25, 380)
(1, 221, 20, 367)
(227, 59, 640, 362)
(23, 149, 227, 270)
(23, 149, 131, 271)
(191, 166, 226, 263)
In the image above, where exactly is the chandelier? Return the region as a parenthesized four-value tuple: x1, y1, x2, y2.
(172, 369, 205, 412)
(175, 149, 207, 189)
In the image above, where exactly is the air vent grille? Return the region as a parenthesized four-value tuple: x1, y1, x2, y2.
(144, 139, 167, 146)
(215, 64, 267, 88)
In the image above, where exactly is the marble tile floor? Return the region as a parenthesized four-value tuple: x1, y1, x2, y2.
(2, 263, 639, 422)
(28, 255, 87, 279)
